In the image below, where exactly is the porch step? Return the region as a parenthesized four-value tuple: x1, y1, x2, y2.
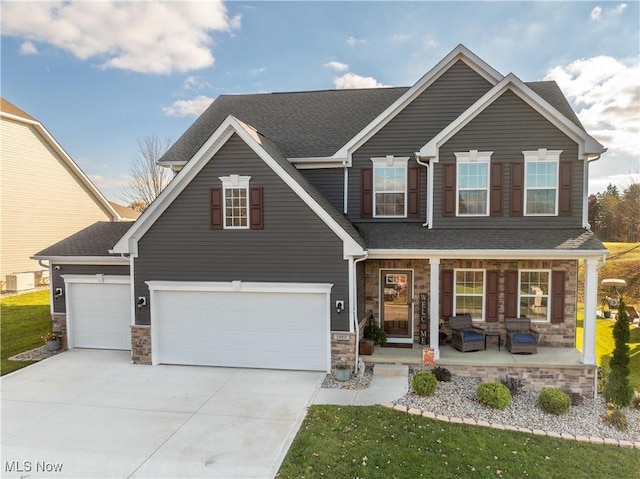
(373, 364, 409, 377)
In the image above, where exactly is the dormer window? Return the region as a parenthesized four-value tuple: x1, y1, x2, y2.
(455, 151, 492, 216)
(371, 156, 410, 218)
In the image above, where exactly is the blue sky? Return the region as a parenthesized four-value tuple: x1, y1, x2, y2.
(2, 1, 639, 203)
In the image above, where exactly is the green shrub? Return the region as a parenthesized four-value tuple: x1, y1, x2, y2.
(432, 366, 452, 382)
(538, 388, 571, 415)
(476, 382, 512, 410)
(412, 372, 438, 396)
(603, 299, 634, 407)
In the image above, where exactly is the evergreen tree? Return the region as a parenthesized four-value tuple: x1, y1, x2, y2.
(603, 298, 634, 407)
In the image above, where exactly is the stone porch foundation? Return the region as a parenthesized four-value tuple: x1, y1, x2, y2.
(131, 325, 151, 364)
(331, 331, 356, 370)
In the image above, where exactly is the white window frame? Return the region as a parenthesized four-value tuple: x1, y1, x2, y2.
(454, 268, 485, 322)
(518, 269, 551, 322)
(523, 149, 562, 216)
(454, 150, 492, 217)
(371, 156, 409, 218)
(219, 175, 251, 230)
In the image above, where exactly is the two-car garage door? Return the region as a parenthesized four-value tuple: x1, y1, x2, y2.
(149, 281, 331, 372)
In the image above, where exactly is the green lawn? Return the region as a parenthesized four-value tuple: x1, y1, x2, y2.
(277, 405, 640, 479)
(1, 290, 52, 375)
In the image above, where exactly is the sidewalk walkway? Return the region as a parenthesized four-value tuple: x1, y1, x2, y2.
(312, 365, 408, 406)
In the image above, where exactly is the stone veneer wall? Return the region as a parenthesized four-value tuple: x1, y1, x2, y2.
(331, 331, 356, 370)
(443, 363, 597, 398)
(131, 325, 151, 365)
(51, 312, 68, 349)
(364, 259, 578, 347)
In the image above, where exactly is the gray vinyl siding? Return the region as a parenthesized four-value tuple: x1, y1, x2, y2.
(434, 90, 583, 228)
(300, 168, 344, 213)
(348, 60, 493, 222)
(51, 264, 130, 313)
(356, 260, 366, 322)
(135, 133, 350, 330)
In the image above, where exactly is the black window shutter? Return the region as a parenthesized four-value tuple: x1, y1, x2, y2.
(249, 187, 263, 230)
(361, 168, 373, 218)
(559, 161, 572, 216)
(443, 164, 456, 217)
(551, 270, 566, 323)
(407, 166, 420, 218)
(210, 188, 223, 230)
(486, 270, 499, 322)
(440, 269, 454, 319)
(510, 162, 524, 217)
(490, 162, 503, 217)
(505, 270, 518, 318)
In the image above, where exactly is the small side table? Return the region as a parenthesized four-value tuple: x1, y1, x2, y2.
(485, 330, 501, 351)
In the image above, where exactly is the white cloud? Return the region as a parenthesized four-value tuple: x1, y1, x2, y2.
(392, 34, 410, 43)
(183, 76, 210, 91)
(250, 67, 266, 75)
(89, 174, 129, 190)
(323, 61, 349, 72)
(2, 1, 241, 74)
(347, 36, 366, 47)
(19, 41, 38, 55)
(333, 73, 390, 89)
(163, 95, 214, 117)
(590, 3, 627, 21)
(545, 56, 640, 187)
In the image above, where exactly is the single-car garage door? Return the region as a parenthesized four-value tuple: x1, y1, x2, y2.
(64, 275, 131, 350)
(149, 281, 331, 371)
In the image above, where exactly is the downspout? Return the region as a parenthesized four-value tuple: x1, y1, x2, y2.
(415, 153, 430, 227)
(38, 260, 54, 315)
(583, 151, 605, 229)
(352, 252, 369, 372)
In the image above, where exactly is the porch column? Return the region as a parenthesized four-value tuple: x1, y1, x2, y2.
(582, 258, 598, 365)
(429, 257, 441, 359)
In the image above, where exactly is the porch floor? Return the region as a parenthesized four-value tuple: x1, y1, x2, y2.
(363, 344, 584, 368)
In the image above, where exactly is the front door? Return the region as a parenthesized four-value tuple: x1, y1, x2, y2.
(380, 270, 413, 341)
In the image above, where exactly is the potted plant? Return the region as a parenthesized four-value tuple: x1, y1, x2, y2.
(334, 359, 351, 382)
(42, 332, 60, 351)
(359, 315, 388, 355)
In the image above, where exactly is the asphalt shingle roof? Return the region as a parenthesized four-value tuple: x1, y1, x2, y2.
(355, 223, 606, 252)
(33, 222, 133, 257)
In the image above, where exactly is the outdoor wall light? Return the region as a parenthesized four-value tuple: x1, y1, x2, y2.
(54, 265, 61, 270)
(335, 300, 345, 314)
(54, 288, 63, 298)
(137, 297, 147, 309)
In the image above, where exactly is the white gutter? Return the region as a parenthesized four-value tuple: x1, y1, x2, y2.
(583, 151, 605, 228)
(367, 249, 608, 260)
(343, 161, 349, 214)
(351, 252, 369, 372)
(415, 153, 430, 227)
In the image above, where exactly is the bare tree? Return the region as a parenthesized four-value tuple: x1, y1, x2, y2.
(121, 135, 173, 212)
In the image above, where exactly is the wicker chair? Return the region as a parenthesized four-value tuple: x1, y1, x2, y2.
(505, 317, 539, 354)
(450, 314, 485, 352)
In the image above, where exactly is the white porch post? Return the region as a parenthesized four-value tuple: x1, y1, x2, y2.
(429, 257, 441, 359)
(582, 258, 598, 365)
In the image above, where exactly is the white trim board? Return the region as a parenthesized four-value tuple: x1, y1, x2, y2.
(145, 280, 333, 294)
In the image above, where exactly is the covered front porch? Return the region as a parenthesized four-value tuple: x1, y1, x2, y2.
(362, 344, 597, 397)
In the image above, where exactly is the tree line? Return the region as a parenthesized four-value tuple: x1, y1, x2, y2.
(589, 180, 640, 242)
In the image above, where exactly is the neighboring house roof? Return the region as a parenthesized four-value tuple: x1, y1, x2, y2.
(112, 116, 366, 257)
(356, 224, 607, 256)
(109, 202, 141, 220)
(33, 222, 133, 258)
(0, 97, 121, 221)
(159, 46, 589, 168)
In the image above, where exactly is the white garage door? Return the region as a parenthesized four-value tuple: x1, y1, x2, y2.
(66, 277, 131, 350)
(150, 282, 330, 371)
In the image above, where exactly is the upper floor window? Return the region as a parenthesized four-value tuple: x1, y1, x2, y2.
(220, 175, 251, 229)
(455, 151, 492, 216)
(524, 149, 561, 216)
(454, 269, 485, 321)
(372, 156, 409, 217)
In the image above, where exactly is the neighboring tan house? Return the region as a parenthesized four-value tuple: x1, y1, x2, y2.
(0, 98, 122, 291)
(34, 45, 608, 397)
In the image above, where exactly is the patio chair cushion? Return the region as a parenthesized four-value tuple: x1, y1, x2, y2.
(462, 330, 484, 342)
(512, 333, 536, 344)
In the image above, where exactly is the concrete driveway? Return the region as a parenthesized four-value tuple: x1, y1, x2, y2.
(1, 349, 324, 478)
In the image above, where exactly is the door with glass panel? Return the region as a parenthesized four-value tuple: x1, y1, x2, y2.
(380, 270, 413, 340)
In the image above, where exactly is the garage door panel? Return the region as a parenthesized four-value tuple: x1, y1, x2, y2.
(155, 288, 328, 371)
(69, 283, 131, 350)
